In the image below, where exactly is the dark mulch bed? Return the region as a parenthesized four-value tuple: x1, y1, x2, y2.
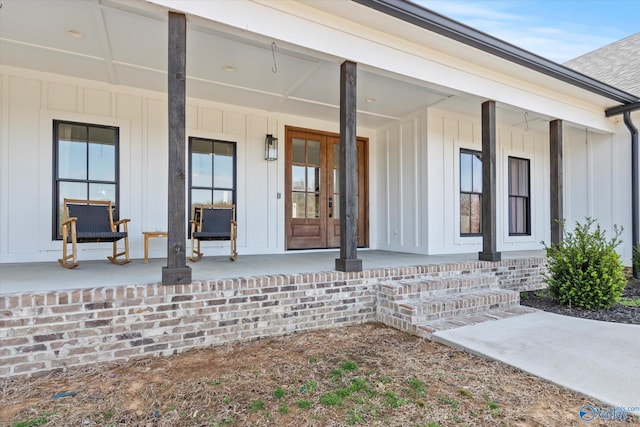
(520, 277, 640, 325)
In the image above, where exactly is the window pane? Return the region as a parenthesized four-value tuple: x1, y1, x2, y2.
(58, 123, 87, 143)
(192, 139, 213, 188)
(213, 190, 233, 205)
(59, 181, 87, 202)
(307, 140, 320, 166)
(89, 126, 115, 143)
(460, 193, 470, 217)
(472, 153, 482, 193)
(307, 166, 320, 192)
(89, 183, 115, 203)
(333, 194, 340, 219)
(292, 166, 306, 191)
(58, 181, 87, 234)
(516, 198, 524, 233)
(470, 194, 481, 234)
(192, 189, 212, 206)
(88, 140, 115, 181)
(292, 192, 305, 218)
(460, 193, 470, 234)
(58, 125, 87, 180)
(334, 144, 340, 168)
(509, 158, 518, 196)
(519, 160, 529, 197)
(509, 197, 517, 233)
(333, 168, 339, 194)
(460, 152, 472, 192)
(292, 138, 305, 164)
(307, 193, 319, 218)
(214, 142, 234, 189)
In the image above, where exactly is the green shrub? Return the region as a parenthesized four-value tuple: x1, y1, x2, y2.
(542, 218, 626, 309)
(633, 244, 640, 273)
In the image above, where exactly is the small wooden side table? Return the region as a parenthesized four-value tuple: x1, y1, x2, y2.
(143, 231, 168, 263)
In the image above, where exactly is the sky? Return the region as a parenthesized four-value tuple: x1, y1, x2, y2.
(412, 0, 639, 63)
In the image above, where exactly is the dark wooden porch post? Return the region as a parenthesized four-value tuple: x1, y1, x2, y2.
(335, 61, 362, 272)
(550, 119, 564, 245)
(479, 100, 501, 262)
(162, 11, 192, 285)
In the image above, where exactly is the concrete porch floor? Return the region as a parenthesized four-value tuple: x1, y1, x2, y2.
(0, 249, 545, 294)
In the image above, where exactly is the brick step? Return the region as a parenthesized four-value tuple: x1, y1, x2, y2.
(379, 275, 498, 299)
(415, 306, 539, 339)
(397, 289, 520, 322)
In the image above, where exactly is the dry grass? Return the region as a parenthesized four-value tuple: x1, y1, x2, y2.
(0, 323, 634, 426)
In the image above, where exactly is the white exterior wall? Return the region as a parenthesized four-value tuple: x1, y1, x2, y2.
(1, 65, 635, 265)
(564, 112, 637, 266)
(0, 66, 376, 263)
(376, 107, 551, 255)
(375, 111, 428, 252)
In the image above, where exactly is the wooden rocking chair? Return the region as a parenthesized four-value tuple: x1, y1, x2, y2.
(59, 199, 131, 269)
(189, 204, 237, 261)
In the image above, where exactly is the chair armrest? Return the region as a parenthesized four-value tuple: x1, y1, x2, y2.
(112, 218, 130, 232)
(61, 217, 77, 226)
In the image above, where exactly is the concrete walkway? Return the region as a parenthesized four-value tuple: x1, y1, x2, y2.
(433, 311, 640, 419)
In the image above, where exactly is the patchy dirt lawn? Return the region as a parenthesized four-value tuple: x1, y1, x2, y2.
(1, 323, 633, 427)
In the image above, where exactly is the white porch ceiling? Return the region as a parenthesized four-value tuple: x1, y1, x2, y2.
(0, 0, 551, 130)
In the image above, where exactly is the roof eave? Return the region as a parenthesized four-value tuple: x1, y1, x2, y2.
(353, 0, 639, 105)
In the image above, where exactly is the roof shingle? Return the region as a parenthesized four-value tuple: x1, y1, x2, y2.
(564, 32, 640, 98)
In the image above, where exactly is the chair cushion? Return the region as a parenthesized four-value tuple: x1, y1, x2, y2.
(194, 231, 231, 240)
(76, 231, 127, 243)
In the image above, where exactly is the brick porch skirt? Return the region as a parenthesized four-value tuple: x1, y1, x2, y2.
(0, 257, 545, 378)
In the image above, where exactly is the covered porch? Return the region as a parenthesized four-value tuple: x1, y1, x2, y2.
(0, 250, 545, 294)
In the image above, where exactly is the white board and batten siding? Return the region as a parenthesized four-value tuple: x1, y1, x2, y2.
(0, 67, 363, 263)
(377, 107, 551, 256)
(0, 66, 635, 266)
(564, 115, 636, 265)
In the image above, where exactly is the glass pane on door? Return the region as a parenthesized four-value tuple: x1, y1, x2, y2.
(292, 192, 306, 218)
(292, 138, 306, 163)
(290, 138, 322, 219)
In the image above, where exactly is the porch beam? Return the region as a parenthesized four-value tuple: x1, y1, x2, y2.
(335, 61, 362, 272)
(550, 119, 564, 245)
(479, 100, 501, 262)
(162, 11, 192, 285)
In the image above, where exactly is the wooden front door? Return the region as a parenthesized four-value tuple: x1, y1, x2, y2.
(285, 127, 368, 250)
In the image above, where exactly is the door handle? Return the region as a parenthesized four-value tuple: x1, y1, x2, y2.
(328, 197, 333, 218)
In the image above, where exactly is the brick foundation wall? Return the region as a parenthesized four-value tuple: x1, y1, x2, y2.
(0, 257, 546, 378)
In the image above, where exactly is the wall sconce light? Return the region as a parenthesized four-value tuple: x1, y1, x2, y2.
(265, 134, 278, 161)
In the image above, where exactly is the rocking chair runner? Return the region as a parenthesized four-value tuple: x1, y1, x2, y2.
(58, 199, 131, 269)
(190, 204, 238, 261)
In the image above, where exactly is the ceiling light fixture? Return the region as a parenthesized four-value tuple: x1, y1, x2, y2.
(365, 97, 376, 103)
(222, 65, 237, 73)
(66, 29, 85, 39)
